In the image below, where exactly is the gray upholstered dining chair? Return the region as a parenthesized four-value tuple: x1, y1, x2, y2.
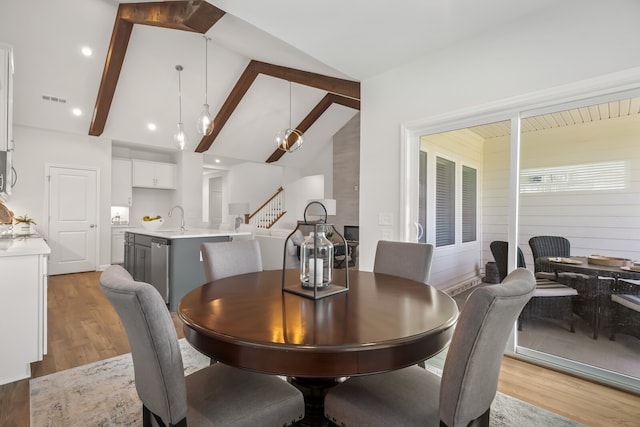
(99, 265, 304, 427)
(324, 268, 536, 427)
(373, 240, 434, 284)
(490, 240, 577, 332)
(201, 239, 263, 282)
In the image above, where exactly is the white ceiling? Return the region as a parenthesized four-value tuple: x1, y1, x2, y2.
(0, 0, 559, 169)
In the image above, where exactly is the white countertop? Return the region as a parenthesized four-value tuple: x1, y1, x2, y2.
(125, 228, 251, 239)
(0, 236, 51, 256)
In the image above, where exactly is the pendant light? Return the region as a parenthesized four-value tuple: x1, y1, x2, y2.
(275, 81, 304, 152)
(196, 36, 214, 136)
(174, 65, 187, 150)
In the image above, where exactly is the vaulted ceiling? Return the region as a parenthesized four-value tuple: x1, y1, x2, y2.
(0, 0, 563, 169)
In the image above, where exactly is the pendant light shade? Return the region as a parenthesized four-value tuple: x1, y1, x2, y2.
(196, 36, 214, 136)
(275, 128, 304, 152)
(276, 81, 304, 153)
(174, 65, 187, 150)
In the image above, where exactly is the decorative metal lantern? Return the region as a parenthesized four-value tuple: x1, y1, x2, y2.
(282, 201, 349, 299)
(300, 226, 333, 288)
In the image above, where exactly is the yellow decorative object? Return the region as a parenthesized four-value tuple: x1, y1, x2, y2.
(14, 214, 36, 225)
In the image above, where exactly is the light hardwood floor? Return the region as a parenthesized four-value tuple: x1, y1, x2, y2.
(0, 271, 638, 426)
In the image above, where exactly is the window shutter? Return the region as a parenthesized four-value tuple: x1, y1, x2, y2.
(462, 165, 477, 243)
(436, 157, 455, 247)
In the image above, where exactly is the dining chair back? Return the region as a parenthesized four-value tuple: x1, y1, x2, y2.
(201, 239, 263, 282)
(99, 265, 304, 427)
(324, 268, 536, 427)
(528, 235, 571, 277)
(373, 240, 434, 284)
(488, 240, 526, 282)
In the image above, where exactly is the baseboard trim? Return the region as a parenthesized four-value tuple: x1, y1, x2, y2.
(443, 276, 483, 296)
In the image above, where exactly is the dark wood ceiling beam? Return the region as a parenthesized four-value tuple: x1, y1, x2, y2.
(90, 15, 133, 136)
(195, 63, 260, 153)
(118, 1, 225, 33)
(251, 60, 360, 100)
(195, 60, 361, 153)
(89, 1, 225, 136)
(265, 93, 361, 163)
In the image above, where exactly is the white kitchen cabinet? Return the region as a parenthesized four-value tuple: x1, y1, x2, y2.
(132, 159, 176, 189)
(0, 43, 13, 152)
(112, 158, 132, 206)
(0, 238, 50, 385)
(111, 226, 133, 264)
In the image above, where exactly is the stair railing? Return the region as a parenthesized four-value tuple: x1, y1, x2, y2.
(246, 187, 286, 229)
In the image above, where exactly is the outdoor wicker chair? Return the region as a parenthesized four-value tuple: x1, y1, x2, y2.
(529, 235, 580, 280)
(490, 241, 577, 332)
(610, 278, 640, 341)
(529, 235, 616, 330)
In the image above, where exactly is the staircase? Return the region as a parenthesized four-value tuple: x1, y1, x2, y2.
(246, 187, 286, 229)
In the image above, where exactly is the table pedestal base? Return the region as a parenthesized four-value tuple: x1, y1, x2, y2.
(290, 377, 343, 426)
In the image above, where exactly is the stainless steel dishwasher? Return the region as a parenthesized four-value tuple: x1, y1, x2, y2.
(150, 237, 170, 303)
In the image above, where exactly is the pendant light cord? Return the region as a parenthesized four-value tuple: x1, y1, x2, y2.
(203, 36, 210, 104)
(289, 81, 292, 128)
(176, 65, 183, 123)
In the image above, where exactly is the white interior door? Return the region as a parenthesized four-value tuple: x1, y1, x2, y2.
(48, 166, 97, 275)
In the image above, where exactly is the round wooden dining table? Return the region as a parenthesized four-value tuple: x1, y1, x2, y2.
(178, 269, 459, 426)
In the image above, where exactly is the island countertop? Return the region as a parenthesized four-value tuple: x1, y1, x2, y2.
(125, 228, 251, 240)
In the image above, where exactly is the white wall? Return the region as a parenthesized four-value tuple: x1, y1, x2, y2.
(279, 174, 325, 229)
(302, 136, 333, 198)
(227, 161, 284, 223)
(173, 151, 205, 229)
(358, 0, 640, 273)
(10, 125, 112, 268)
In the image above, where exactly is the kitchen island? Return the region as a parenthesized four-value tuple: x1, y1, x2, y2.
(0, 235, 50, 385)
(123, 228, 250, 311)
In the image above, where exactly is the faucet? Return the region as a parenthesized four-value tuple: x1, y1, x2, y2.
(168, 205, 186, 232)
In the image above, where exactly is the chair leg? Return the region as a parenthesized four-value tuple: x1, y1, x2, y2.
(569, 297, 575, 333)
(468, 408, 490, 427)
(143, 405, 152, 427)
(440, 408, 490, 427)
(610, 304, 619, 341)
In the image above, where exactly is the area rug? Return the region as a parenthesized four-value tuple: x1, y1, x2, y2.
(31, 340, 584, 426)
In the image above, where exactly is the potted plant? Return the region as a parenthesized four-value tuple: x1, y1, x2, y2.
(14, 214, 36, 234)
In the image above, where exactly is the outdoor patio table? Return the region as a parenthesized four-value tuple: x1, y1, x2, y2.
(537, 256, 640, 339)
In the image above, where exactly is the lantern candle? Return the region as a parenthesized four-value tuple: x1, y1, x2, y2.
(308, 258, 323, 285)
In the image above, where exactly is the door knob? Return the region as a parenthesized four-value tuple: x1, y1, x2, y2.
(90, 224, 96, 228)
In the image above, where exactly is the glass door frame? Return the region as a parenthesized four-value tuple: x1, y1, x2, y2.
(400, 69, 640, 394)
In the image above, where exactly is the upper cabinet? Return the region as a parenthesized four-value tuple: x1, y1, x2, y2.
(132, 159, 176, 189)
(0, 43, 13, 152)
(112, 158, 132, 206)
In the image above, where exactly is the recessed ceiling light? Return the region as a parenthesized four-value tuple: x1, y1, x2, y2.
(147, 123, 157, 131)
(215, 159, 221, 163)
(72, 108, 82, 116)
(81, 46, 93, 57)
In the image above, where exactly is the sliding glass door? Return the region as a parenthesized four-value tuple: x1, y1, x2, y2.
(404, 89, 640, 394)
(516, 98, 640, 390)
